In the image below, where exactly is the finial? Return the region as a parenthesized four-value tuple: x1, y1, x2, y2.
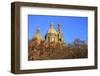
(36, 26, 40, 34)
(58, 23, 61, 27)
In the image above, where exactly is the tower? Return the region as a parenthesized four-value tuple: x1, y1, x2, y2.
(58, 23, 61, 32)
(57, 23, 64, 42)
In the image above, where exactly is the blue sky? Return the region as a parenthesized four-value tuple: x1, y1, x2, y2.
(28, 15, 88, 43)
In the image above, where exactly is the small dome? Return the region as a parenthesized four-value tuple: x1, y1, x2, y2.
(33, 28, 42, 41)
(34, 34, 42, 40)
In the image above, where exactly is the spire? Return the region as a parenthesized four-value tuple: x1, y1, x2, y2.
(50, 22, 54, 29)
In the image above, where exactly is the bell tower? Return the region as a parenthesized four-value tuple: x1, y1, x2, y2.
(58, 23, 61, 33)
(57, 23, 64, 42)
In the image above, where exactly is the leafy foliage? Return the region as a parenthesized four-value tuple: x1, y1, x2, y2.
(28, 38, 88, 60)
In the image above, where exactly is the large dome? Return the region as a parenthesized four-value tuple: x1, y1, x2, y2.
(48, 23, 57, 35)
